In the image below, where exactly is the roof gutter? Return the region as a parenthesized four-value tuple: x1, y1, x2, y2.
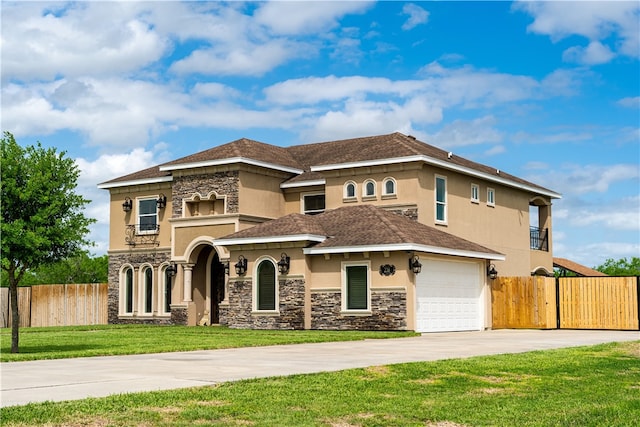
(303, 243, 505, 261)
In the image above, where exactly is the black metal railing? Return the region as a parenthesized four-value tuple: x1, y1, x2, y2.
(125, 224, 160, 246)
(530, 226, 548, 252)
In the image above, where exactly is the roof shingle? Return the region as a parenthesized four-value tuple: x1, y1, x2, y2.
(217, 205, 502, 258)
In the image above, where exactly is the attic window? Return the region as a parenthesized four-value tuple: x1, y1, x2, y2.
(303, 193, 325, 215)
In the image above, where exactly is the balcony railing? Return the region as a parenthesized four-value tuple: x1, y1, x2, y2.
(125, 224, 160, 247)
(530, 226, 548, 252)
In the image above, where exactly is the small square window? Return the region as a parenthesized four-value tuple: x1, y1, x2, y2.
(303, 194, 325, 215)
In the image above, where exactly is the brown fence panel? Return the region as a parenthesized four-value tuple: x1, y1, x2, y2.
(559, 277, 639, 330)
(3, 287, 32, 327)
(29, 284, 108, 327)
(491, 276, 556, 329)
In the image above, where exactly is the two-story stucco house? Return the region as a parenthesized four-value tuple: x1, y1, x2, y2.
(98, 132, 560, 332)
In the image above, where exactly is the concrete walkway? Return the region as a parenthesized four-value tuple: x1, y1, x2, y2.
(1, 329, 638, 408)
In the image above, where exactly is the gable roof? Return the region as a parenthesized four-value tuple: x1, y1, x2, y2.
(99, 132, 560, 198)
(214, 205, 505, 261)
(97, 165, 172, 188)
(553, 257, 608, 277)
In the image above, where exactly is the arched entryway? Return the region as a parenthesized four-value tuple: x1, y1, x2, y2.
(188, 244, 227, 325)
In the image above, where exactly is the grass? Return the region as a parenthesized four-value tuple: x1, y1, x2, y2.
(1, 341, 638, 426)
(0, 324, 418, 362)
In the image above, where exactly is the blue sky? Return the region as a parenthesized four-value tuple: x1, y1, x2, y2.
(2, 1, 639, 268)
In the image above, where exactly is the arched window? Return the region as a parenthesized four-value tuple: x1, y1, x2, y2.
(344, 181, 356, 199)
(256, 259, 276, 311)
(383, 177, 396, 196)
(143, 266, 153, 314)
(124, 267, 134, 314)
(364, 180, 376, 197)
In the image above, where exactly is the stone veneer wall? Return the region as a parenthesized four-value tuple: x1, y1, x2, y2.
(311, 290, 407, 330)
(220, 278, 305, 329)
(388, 207, 418, 221)
(171, 171, 239, 217)
(108, 251, 176, 325)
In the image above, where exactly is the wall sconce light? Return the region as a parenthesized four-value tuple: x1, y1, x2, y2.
(277, 252, 290, 274)
(156, 194, 167, 209)
(165, 263, 178, 277)
(122, 197, 133, 212)
(224, 262, 230, 276)
(379, 264, 396, 276)
(487, 264, 498, 280)
(409, 255, 422, 274)
(235, 255, 247, 276)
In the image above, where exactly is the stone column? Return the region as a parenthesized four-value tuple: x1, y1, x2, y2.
(183, 264, 194, 302)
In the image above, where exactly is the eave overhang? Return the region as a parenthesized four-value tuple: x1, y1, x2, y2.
(214, 234, 327, 247)
(303, 243, 505, 261)
(97, 175, 173, 190)
(310, 155, 561, 199)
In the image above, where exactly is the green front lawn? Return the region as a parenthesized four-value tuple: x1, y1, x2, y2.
(0, 325, 417, 362)
(2, 341, 638, 426)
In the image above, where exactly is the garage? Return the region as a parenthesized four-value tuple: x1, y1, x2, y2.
(415, 258, 485, 333)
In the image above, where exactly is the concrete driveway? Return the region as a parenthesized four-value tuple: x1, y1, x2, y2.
(1, 329, 638, 408)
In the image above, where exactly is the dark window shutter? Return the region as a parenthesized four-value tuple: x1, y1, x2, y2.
(347, 265, 368, 310)
(258, 261, 276, 310)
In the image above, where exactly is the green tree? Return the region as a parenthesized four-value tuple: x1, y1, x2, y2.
(594, 257, 640, 276)
(1, 132, 94, 353)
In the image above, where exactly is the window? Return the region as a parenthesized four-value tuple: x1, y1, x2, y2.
(471, 184, 479, 203)
(435, 176, 447, 223)
(163, 266, 172, 314)
(344, 264, 369, 311)
(303, 193, 325, 215)
(138, 198, 158, 233)
(143, 266, 153, 314)
(487, 188, 495, 207)
(124, 267, 133, 314)
(344, 181, 357, 199)
(256, 259, 277, 311)
(383, 177, 396, 196)
(363, 180, 376, 198)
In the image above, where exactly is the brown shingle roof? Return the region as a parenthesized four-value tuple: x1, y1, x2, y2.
(100, 132, 558, 197)
(217, 205, 502, 258)
(162, 137, 302, 171)
(553, 257, 608, 277)
(98, 165, 171, 186)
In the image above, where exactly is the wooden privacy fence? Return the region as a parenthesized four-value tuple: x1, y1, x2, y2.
(0, 283, 108, 328)
(491, 276, 640, 330)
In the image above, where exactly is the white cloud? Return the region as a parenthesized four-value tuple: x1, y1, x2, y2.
(254, 1, 373, 35)
(562, 41, 615, 65)
(401, 3, 429, 31)
(617, 97, 640, 109)
(1, 2, 169, 81)
(515, 1, 640, 63)
(425, 116, 504, 149)
(529, 164, 639, 195)
(170, 40, 302, 76)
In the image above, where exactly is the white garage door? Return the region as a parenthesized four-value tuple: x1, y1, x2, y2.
(415, 259, 484, 333)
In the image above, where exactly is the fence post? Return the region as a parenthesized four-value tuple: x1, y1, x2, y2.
(555, 276, 560, 329)
(636, 276, 640, 331)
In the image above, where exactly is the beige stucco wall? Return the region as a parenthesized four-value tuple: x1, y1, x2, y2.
(238, 169, 288, 218)
(107, 184, 172, 251)
(172, 222, 236, 261)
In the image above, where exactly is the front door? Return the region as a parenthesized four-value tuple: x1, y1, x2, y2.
(210, 252, 225, 324)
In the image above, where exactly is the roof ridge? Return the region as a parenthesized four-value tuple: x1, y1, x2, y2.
(368, 205, 408, 241)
